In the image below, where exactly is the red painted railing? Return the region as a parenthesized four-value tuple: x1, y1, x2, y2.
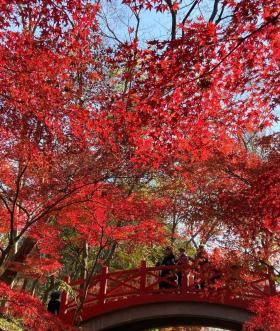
(59, 261, 276, 324)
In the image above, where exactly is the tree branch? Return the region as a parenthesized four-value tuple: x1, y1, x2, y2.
(0, 194, 12, 214)
(224, 168, 251, 186)
(215, 2, 226, 24)
(181, 0, 199, 36)
(10, 164, 28, 245)
(204, 11, 280, 77)
(209, 0, 220, 23)
(165, 0, 177, 40)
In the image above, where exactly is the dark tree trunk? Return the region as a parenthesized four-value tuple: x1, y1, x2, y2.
(0, 237, 36, 285)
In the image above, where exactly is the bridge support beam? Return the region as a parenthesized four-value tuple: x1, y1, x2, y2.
(81, 301, 252, 331)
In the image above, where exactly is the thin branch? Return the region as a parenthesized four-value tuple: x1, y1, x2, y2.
(186, 228, 201, 248)
(215, 2, 226, 24)
(166, 11, 280, 91)
(203, 11, 280, 78)
(73, 235, 106, 325)
(11, 165, 27, 215)
(0, 194, 12, 214)
(165, 0, 177, 40)
(98, 11, 124, 45)
(224, 168, 251, 186)
(14, 201, 30, 218)
(10, 164, 28, 244)
(209, 0, 220, 23)
(181, 0, 199, 35)
(14, 176, 110, 243)
(133, 8, 141, 41)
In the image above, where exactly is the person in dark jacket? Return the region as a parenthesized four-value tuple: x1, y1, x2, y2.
(160, 246, 176, 289)
(47, 291, 60, 315)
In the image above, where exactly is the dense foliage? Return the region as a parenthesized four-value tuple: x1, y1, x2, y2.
(0, 0, 279, 330)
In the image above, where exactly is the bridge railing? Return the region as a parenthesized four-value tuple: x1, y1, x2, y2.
(59, 261, 276, 323)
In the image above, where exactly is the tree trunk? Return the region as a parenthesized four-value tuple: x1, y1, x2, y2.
(0, 237, 36, 285)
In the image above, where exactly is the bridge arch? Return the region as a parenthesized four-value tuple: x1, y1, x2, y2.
(82, 301, 252, 331)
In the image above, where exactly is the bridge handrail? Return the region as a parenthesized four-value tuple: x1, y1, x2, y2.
(59, 260, 276, 323)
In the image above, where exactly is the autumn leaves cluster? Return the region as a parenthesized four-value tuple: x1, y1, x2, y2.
(0, 0, 279, 330)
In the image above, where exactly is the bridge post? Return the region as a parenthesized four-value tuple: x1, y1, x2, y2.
(59, 276, 70, 318)
(99, 266, 108, 305)
(181, 265, 188, 293)
(140, 260, 147, 294)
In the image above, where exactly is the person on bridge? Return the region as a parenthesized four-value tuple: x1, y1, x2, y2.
(159, 246, 176, 289)
(176, 248, 192, 287)
(194, 245, 209, 290)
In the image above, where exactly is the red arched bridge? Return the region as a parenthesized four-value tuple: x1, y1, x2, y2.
(59, 261, 276, 330)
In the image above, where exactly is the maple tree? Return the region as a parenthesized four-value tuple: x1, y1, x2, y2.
(0, 0, 279, 330)
(0, 281, 75, 331)
(58, 187, 165, 325)
(244, 295, 280, 331)
(214, 133, 279, 272)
